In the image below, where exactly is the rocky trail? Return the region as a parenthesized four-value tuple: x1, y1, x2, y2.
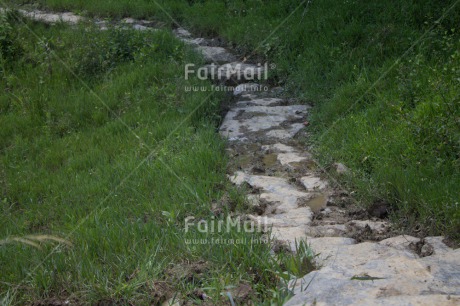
(8, 8, 460, 305)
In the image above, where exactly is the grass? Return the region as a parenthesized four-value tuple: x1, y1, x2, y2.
(0, 11, 314, 305)
(1, 0, 460, 302)
(11, 0, 458, 239)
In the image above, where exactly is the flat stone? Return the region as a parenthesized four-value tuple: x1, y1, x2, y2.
(132, 24, 153, 31)
(264, 124, 305, 140)
(267, 143, 297, 153)
(179, 37, 206, 46)
(234, 83, 263, 96)
(277, 152, 308, 165)
(305, 237, 357, 262)
(271, 226, 310, 251)
(239, 94, 259, 100)
(306, 224, 347, 237)
(260, 144, 309, 164)
(286, 244, 460, 305)
(379, 235, 420, 254)
(195, 46, 236, 64)
(207, 62, 266, 83)
(122, 18, 136, 24)
(235, 98, 283, 107)
(230, 172, 313, 246)
(424, 236, 453, 255)
(219, 105, 307, 141)
(420, 248, 460, 290)
(19, 9, 82, 24)
(199, 62, 265, 83)
(261, 143, 303, 155)
(300, 175, 328, 191)
(230, 172, 307, 201)
(174, 27, 192, 37)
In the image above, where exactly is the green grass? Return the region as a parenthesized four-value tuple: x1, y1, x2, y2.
(12, 0, 458, 239)
(1, 0, 460, 302)
(0, 12, 314, 305)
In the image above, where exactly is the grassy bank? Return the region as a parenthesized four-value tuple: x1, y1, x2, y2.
(13, 0, 458, 239)
(1, 0, 459, 303)
(0, 11, 314, 305)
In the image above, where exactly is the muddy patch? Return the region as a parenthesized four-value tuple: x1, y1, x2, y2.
(262, 153, 278, 167)
(304, 194, 328, 213)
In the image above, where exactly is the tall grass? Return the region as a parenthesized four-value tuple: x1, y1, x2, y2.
(1, 0, 459, 302)
(19, 0, 458, 239)
(0, 13, 313, 304)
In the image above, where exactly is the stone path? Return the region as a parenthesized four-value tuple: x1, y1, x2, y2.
(9, 8, 460, 305)
(217, 77, 460, 306)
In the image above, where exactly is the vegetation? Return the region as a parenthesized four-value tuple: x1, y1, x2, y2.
(0, 10, 313, 305)
(8, 0, 458, 240)
(1, 0, 459, 303)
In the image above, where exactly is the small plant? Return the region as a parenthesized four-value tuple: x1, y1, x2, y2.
(277, 240, 316, 278)
(0, 234, 72, 250)
(0, 11, 23, 66)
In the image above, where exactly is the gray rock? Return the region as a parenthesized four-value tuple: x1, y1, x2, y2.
(195, 46, 236, 64)
(333, 162, 349, 174)
(306, 224, 347, 237)
(122, 17, 136, 24)
(424, 236, 453, 255)
(235, 98, 283, 107)
(230, 171, 314, 250)
(301, 175, 328, 191)
(205, 62, 266, 83)
(234, 83, 263, 96)
(132, 24, 152, 31)
(286, 243, 460, 305)
(219, 105, 308, 141)
(179, 37, 206, 46)
(18, 9, 82, 24)
(174, 27, 192, 38)
(379, 235, 420, 254)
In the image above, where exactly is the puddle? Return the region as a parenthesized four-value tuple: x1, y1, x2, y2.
(236, 155, 252, 169)
(289, 160, 317, 171)
(263, 153, 278, 167)
(305, 194, 327, 213)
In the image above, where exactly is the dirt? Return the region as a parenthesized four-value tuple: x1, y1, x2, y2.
(262, 153, 278, 167)
(226, 141, 318, 177)
(32, 297, 76, 306)
(165, 260, 209, 283)
(367, 199, 392, 219)
(227, 283, 254, 304)
(147, 281, 176, 305)
(414, 240, 433, 256)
